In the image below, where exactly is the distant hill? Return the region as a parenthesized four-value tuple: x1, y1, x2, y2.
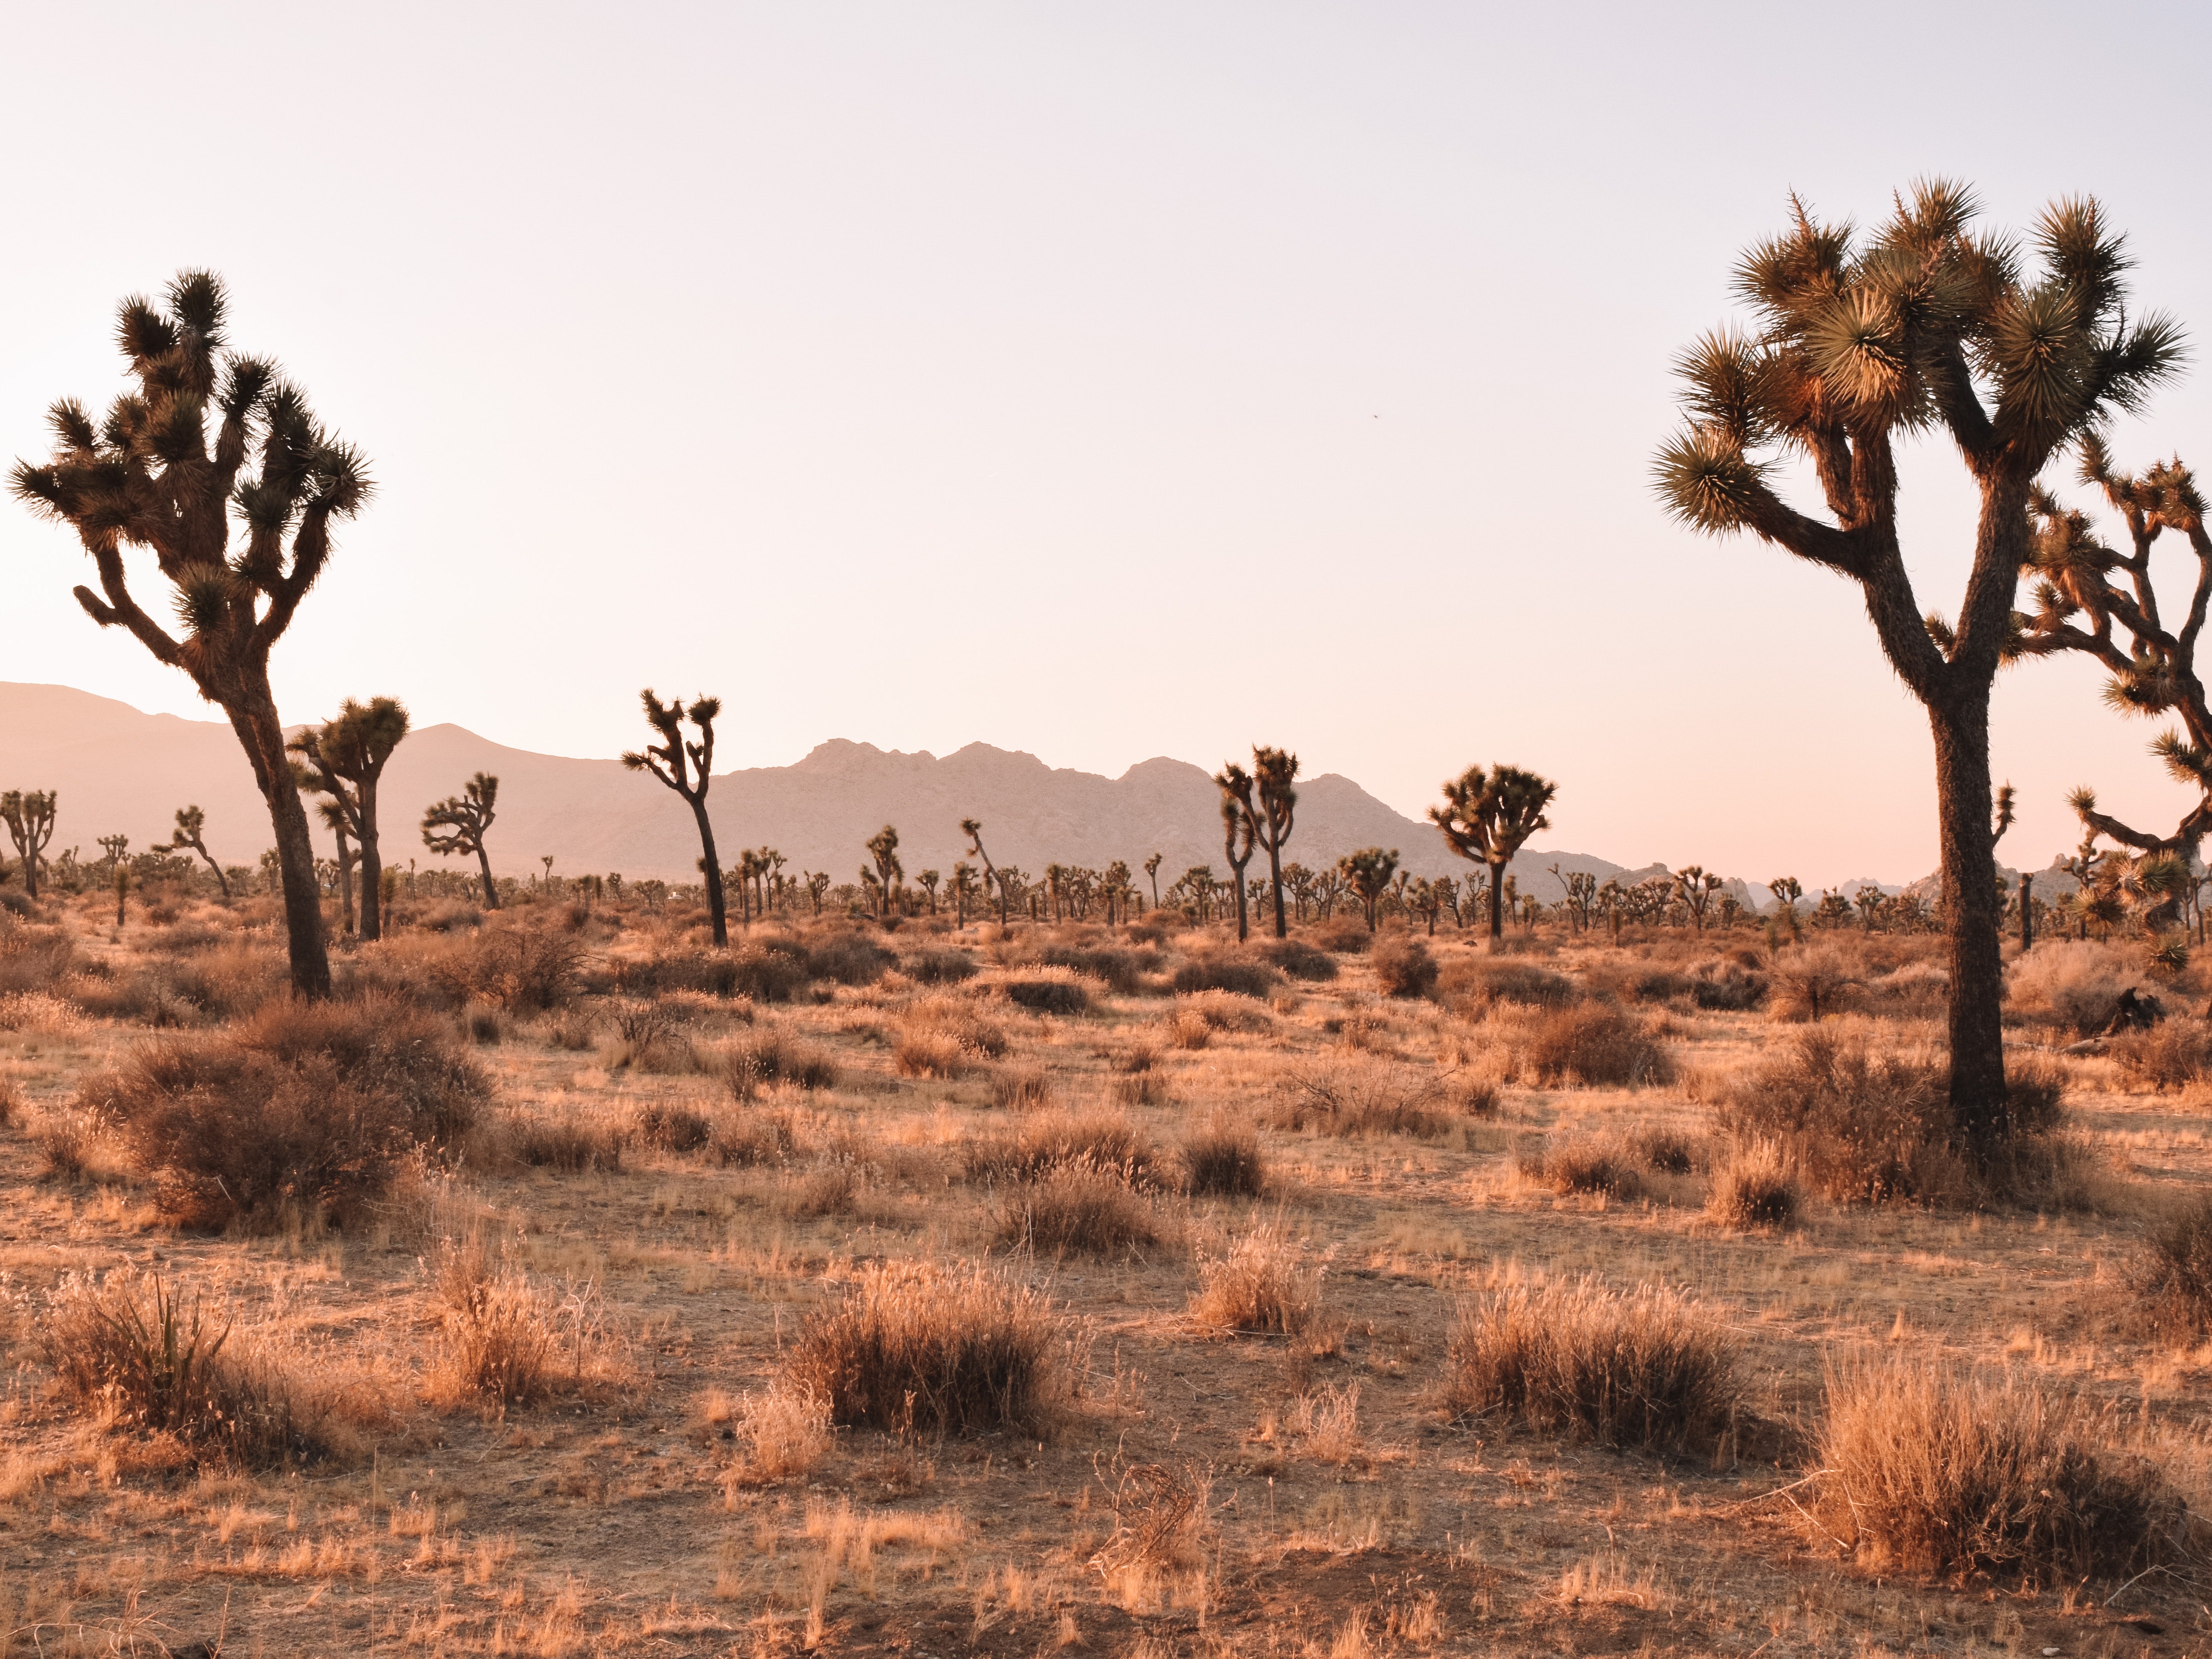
(0, 682, 1759, 899)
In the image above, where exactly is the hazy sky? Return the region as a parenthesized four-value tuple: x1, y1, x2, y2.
(7, 2, 2212, 887)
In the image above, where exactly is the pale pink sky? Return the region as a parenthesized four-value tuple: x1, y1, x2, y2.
(5, 3, 2210, 888)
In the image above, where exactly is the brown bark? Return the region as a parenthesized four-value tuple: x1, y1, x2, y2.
(235, 695, 331, 998)
(1931, 696, 2007, 1142)
(475, 843, 498, 909)
(357, 773, 383, 942)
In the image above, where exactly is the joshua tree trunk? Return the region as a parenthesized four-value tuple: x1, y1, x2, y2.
(692, 799, 726, 944)
(2019, 873, 2033, 951)
(476, 843, 497, 909)
(233, 696, 331, 994)
(1488, 860, 1506, 941)
(1932, 699, 2008, 1143)
(356, 774, 384, 942)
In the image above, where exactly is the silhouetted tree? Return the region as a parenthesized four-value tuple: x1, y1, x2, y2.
(1, 791, 57, 899)
(805, 870, 831, 917)
(422, 772, 501, 909)
(1144, 852, 1163, 912)
(1430, 764, 1557, 942)
(1767, 877, 1803, 928)
(950, 861, 976, 925)
(918, 869, 940, 915)
(314, 797, 356, 933)
(1213, 763, 1261, 942)
(623, 691, 727, 946)
(164, 805, 229, 898)
(1249, 746, 1299, 938)
(1339, 848, 1398, 932)
(10, 275, 374, 994)
(288, 695, 409, 941)
(1656, 184, 2182, 1143)
(1674, 865, 1722, 931)
(960, 819, 1010, 926)
(866, 824, 903, 921)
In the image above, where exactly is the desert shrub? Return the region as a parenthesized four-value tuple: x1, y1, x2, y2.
(1766, 943, 1863, 1022)
(1036, 945, 1152, 994)
(1861, 960, 1949, 1018)
(1451, 1073, 1503, 1117)
(782, 1260, 1077, 1437)
(2134, 1194, 2212, 1340)
(1259, 938, 1337, 981)
(1515, 1004, 1673, 1087)
(1109, 1070, 1169, 1107)
(1705, 1138, 1799, 1229)
(1180, 1121, 1266, 1197)
(1712, 1029, 2066, 1206)
(1172, 990, 1275, 1034)
(1167, 1011, 1210, 1050)
(1189, 1223, 1320, 1334)
(633, 1100, 712, 1152)
(1170, 956, 1277, 998)
(901, 946, 977, 985)
(1266, 1065, 1445, 1139)
(0, 926, 72, 995)
(1807, 1354, 2188, 1582)
(462, 1001, 507, 1045)
(1371, 935, 1438, 999)
(1438, 957, 1575, 1010)
(2007, 940, 2144, 1035)
(1004, 974, 1090, 1014)
(1442, 1278, 1737, 1449)
(967, 1110, 1158, 1188)
(806, 931, 895, 987)
(1627, 1126, 1698, 1174)
(1311, 918, 1371, 954)
(724, 1031, 837, 1097)
(427, 1240, 623, 1408)
(1520, 1132, 1640, 1197)
(167, 943, 288, 1019)
(894, 997, 1007, 1079)
(992, 1065, 1054, 1110)
(80, 996, 489, 1229)
(513, 1108, 625, 1172)
(409, 899, 483, 933)
(999, 1160, 1160, 1255)
(2111, 1018, 2212, 1090)
(712, 1107, 802, 1168)
(42, 1272, 334, 1466)
(467, 926, 586, 1010)
(1691, 957, 1767, 1011)
(731, 1383, 831, 1483)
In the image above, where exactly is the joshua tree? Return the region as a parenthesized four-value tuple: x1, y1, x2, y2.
(1144, 852, 1163, 912)
(1554, 865, 1598, 932)
(0, 791, 57, 900)
(762, 848, 787, 914)
(1411, 877, 1445, 935)
(1339, 848, 1398, 932)
(1101, 860, 1131, 926)
(288, 695, 409, 942)
(1767, 877, 1804, 928)
(865, 824, 903, 921)
(97, 833, 130, 871)
(733, 849, 762, 926)
(960, 819, 1010, 926)
(12, 273, 378, 996)
(950, 861, 976, 925)
(805, 871, 831, 916)
(1657, 184, 2183, 1143)
(1430, 764, 1557, 943)
(1213, 763, 1261, 942)
(1043, 862, 1065, 923)
(422, 772, 501, 909)
(1249, 746, 1299, 938)
(918, 869, 941, 915)
(314, 797, 356, 932)
(1674, 865, 1723, 931)
(164, 805, 230, 898)
(623, 691, 727, 946)
(1854, 887, 1888, 930)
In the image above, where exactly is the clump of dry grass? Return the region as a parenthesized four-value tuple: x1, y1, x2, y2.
(1510, 1003, 1673, 1087)
(1090, 1461, 1213, 1575)
(2006, 940, 2144, 1035)
(1442, 1278, 1737, 1449)
(712, 1106, 803, 1167)
(1266, 1065, 1446, 1139)
(999, 1160, 1160, 1256)
(1438, 957, 1574, 1011)
(1806, 1353, 2190, 1583)
(991, 1064, 1054, 1110)
(1001, 970, 1091, 1014)
(1704, 1138, 1799, 1230)
(728, 1382, 833, 1484)
(2111, 1017, 2212, 1090)
(893, 996, 1009, 1078)
(1520, 1132, 1641, 1198)
(2134, 1193, 2212, 1340)
(1181, 1119, 1266, 1197)
(42, 1272, 335, 1467)
(1371, 934, 1438, 998)
(1189, 1223, 1320, 1334)
(633, 1099, 712, 1152)
(967, 1109, 1159, 1188)
(512, 1107, 626, 1173)
(1260, 938, 1337, 981)
(1171, 956, 1277, 998)
(782, 1260, 1079, 1437)
(724, 1030, 838, 1097)
(427, 1240, 624, 1408)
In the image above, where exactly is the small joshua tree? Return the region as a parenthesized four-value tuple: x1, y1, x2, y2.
(1213, 763, 1261, 942)
(1250, 746, 1299, 938)
(918, 869, 940, 915)
(165, 805, 229, 898)
(1144, 852, 1163, 912)
(1339, 847, 1399, 932)
(950, 861, 976, 925)
(624, 691, 728, 947)
(1768, 877, 1804, 931)
(97, 834, 130, 872)
(421, 772, 501, 909)
(1102, 859, 1131, 926)
(312, 795, 356, 933)
(288, 696, 409, 941)
(0, 791, 58, 900)
(960, 818, 1010, 926)
(1430, 764, 1557, 943)
(866, 825, 903, 921)
(1674, 865, 1723, 931)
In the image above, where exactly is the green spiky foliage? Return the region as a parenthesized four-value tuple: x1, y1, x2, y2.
(1656, 185, 2184, 1142)
(11, 273, 375, 997)
(960, 819, 1010, 927)
(421, 772, 501, 910)
(1338, 847, 1399, 933)
(1213, 763, 1262, 943)
(1429, 764, 1557, 942)
(0, 791, 58, 900)
(164, 804, 229, 899)
(865, 825, 903, 922)
(287, 697, 410, 942)
(622, 691, 727, 947)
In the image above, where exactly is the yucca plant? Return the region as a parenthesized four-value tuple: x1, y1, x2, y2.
(421, 771, 501, 909)
(289, 696, 410, 940)
(0, 790, 57, 900)
(11, 273, 371, 994)
(623, 690, 727, 946)
(1656, 184, 2182, 1145)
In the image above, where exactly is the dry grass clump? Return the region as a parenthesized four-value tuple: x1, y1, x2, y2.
(1267, 1065, 1447, 1139)
(1768, 943, 1862, 1022)
(1180, 1119, 1266, 1196)
(1001, 970, 1091, 1014)
(999, 1160, 1160, 1256)
(1091, 1461, 1213, 1575)
(2006, 940, 2144, 1035)
(1806, 1354, 2190, 1583)
(43, 1272, 335, 1467)
(1311, 918, 1371, 954)
(1169, 955, 1277, 998)
(1442, 1278, 1737, 1449)
(782, 1260, 1078, 1437)
(805, 930, 896, 986)
(991, 1064, 1054, 1109)
(1189, 1223, 1321, 1334)
(893, 996, 1008, 1077)
(1259, 938, 1337, 981)
(724, 1030, 838, 1097)
(1704, 1138, 1799, 1230)
(1511, 1003, 1673, 1087)
(427, 1239, 624, 1408)
(0, 923, 73, 994)
(512, 1108, 626, 1173)
(966, 1109, 1159, 1188)
(728, 1382, 833, 1483)
(632, 1099, 712, 1152)
(76, 994, 490, 1230)
(1520, 1132, 1641, 1198)
(2133, 1194, 2212, 1340)
(711, 1106, 803, 1167)
(2110, 1017, 2212, 1090)
(1034, 943, 1154, 993)
(1371, 934, 1438, 999)
(900, 946, 978, 985)
(1438, 957, 1575, 1011)
(1171, 990, 1275, 1038)
(1689, 955, 1767, 1011)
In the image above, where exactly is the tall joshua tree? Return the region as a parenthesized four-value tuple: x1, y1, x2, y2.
(1213, 763, 1261, 942)
(865, 825, 903, 921)
(422, 772, 501, 909)
(0, 792, 57, 900)
(1144, 852, 1163, 913)
(1656, 183, 2183, 1144)
(1430, 764, 1557, 943)
(1249, 746, 1298, 938)
(166, 806, 229, 898)
(12, 273, 373, 997)
(1339, 848, 1398, 933)
(288, 696, 410, 943)
(624, 691, 727, 947)
(960, 819, 1010, 926)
